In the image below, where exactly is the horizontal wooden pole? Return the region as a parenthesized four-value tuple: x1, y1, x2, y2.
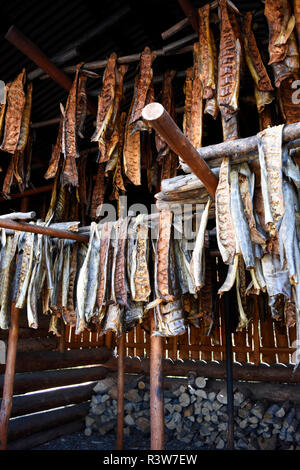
(7, 382, 95, 418)
(104, 356, 300, 384)
(7, 418, 84, 450)
(0, 328, 50, 341)
(8, 402, 89, 442)
(0, 346, 112, 374)
(0, 365, 109, 395)
(0, 219, 89, 243)
(1, 336, 57, 354)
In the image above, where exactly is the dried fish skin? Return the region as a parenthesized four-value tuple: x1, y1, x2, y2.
(90, 163, 105, 219)
(278, 77, 300, 124)
(0, 83, 10, 144)
(218, 0, 241, 119)
(124, 300, 144, 329)
(153, 298, 186, 337)
(188, 43, 203, 149)
(261, 253, 292, 301)
(129, 47, 153, 125)
(91, 52, 117, 143)
(190, 199, 211, 291)
(0, 69, 26, 154)
(84, 226, 101, 322)
(155, 70, 176, 157)
(243, 12, 274, 92)
(264, 0, 295, 64)
(107, 64, 128, 138)
(75, 223, 97, 334)
(279, 179, 297, 284)
(285, 298, 296, 327)
(26, 232, 44, 329)
(64, 65, 82, 160)
(257, 124, 285, 234)
(63, 243, 78, 327)
(218, 253, 239, 295)
(235, 258, 249, 330)
(238, 165, 266, 246)
(230, 168, 255, 269)
(215, 157, 236, 265)
(254, 86, 274, 114)
(0, 235, 18, 329)
(198, 4, 215, 99)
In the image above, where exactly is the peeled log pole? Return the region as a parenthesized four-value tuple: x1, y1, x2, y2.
(0, 346, 112, 374)
(5, 26, 97, 116)
(7, 382, 96, 418)
(7, 402, 89, 442)
(142, 103, 218, 197)
(104, 356, 300, 384)
(150, 314, 164, 450)
(0, 303, 20, 450)
(0, 365, 109, 395)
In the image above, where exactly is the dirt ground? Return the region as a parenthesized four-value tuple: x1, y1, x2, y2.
(32, 429, 204, 451)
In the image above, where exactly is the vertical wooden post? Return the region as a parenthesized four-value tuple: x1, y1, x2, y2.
(116, 334, 125, 450)
(150, 312, 164, 450)
(0, 303, 20, 450)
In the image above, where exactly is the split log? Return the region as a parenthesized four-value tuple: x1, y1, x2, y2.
(0, 346, 112, 374)
(0, 364, 109, 395)
(6, 382, 96, 418)
(6, 418, 84, 450)
(104, 357, 300, 384)
(7, 402, 89, 442)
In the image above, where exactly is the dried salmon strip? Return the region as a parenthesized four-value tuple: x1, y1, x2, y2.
(123, 76, 141, 186)
(264, 0, 295, 65)
(76, 74, 87, 138)
(155, 70, 176, 157)
(97, 222, 113, 311)
(64, 64, 82, 160)
(108, 64, 128, 138)
(218, 0, 241, 120)
(243, 12, 274, 92)
(204, 26, 219, 120)
(1, 69, 26, 155)
(189, 43, 203, 149)
(90, 162, 105, 219)
(91, 52, 117, 145)
(129, 47, 153, 125)
(182, 68, 193, 138)
(17, 82, 33, 152)
(198, 4, 215, 99)
(156, 209, 175, 302)
(133, 216, 151, 302)
(114, 217, 129, 306)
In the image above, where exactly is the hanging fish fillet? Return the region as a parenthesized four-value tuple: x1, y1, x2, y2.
(15, 229, 35, 309)
(278, 179, 297, 285)
(132, 215, 151, 302)
(264, 0, 295, 65)
(0, 83, 10, 145)
(64, 64, 82, 160)
(76, 223, 98, 334)
(243, 12, 274, 92)
(123, 76, 141, 186)
(63, 243, 78, 326)
(91, 52, 117, 147)
(97, 222, 113, 311)
(198, 4, 215, 99)
(215, 157, 236, 265)
(114, 217, 130, 306)
(238, 164, 266, 245)
(108, 64, 128, 138)
(257, 124, 285, 236)
(76, 74, 87, 138)
(230, 168, 255, 269)
(235, 258, 250, 329)
(204, 26, 219, 120)
(278, 77, 300, 124)
(90, 163, 105, 219)
(44, 117, 63, 180)
(0, 69, 26, 154)
(17, 82, 33, 151)
(189, 43, 203, 149)
(112, 112, 126, 199)
(218, 0, 241, 119)
(27, 231, 45, 329)
(129, 47, 153, 125)
(84, 225, 101, 322)
(182, 67, 193, 139)
(156, 210, 175, 302)
(0, 234, 19, 329)
(190, 199, 211, 291)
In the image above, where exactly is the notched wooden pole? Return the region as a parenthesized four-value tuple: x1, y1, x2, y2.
(142, 102, 218, 197)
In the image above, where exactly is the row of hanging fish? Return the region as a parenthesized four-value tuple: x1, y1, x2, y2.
(0, 69, 33, 198)
(0, 203, 220, 341)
